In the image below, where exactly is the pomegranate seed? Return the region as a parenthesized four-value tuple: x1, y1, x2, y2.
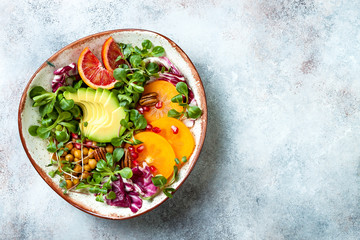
(150, 166, 157, 172)
(143, 106, 150, 112)
(155, 101, 163, 109)
(132, 160, 139, 166)
(137, 145, 145, 153)
(130, 151, 138, 160)
(152, 127, 161, 133)
(74, 143, 81, 149)
(71, 133, 79, 139)
(138, 107, 144, 114)
(146, 124, 153, 131)
(128, 146, 135, 152)
(171, 125, 179, 134)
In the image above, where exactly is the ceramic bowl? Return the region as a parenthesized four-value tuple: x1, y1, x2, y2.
(18, 29, 207, 219)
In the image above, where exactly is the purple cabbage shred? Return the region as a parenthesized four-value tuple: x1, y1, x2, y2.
(105, 175, 142, 213)
(51, 62, 77, 92)
(131, 165, 158, 197)
(105, 164, 159, 213)
(144, 57, 194, 102)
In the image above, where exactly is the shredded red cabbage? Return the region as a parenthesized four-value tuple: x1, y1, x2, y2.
(144, 57, 195, 102)
(106, 176, 131, 208)
(51, 63, 77, 92)
(131, 165, 158, 197)
(144, 56, 182, 76)
(105, 175, 143, 213)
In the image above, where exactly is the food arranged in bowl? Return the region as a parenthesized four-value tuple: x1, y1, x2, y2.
(26, 35, 203, 215)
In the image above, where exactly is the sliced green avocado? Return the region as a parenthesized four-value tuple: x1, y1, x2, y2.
(89, 107, 127, 142)
(63, 88, 127, 142)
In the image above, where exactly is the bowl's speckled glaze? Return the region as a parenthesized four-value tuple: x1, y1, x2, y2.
(18, 29, 207, 220)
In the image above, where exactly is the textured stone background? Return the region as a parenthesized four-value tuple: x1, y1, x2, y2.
(1, 0, 360, 239)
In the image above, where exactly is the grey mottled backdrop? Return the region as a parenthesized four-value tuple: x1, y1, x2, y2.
(1, 0, 360, 239)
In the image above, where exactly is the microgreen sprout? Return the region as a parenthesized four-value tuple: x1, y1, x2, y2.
(168, 82, 202, 119)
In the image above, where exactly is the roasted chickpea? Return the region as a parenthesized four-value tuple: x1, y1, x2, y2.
(66, 180, 73, 189)
(83, 158, 89, 164)
(65, 142, 73, 151)
(74, 149, 81, 159)
(88, 148, 95, 158)
(84, 164, 92, 172)
(71, 148, 76, 155)
(52, 153, 57, 160)
(81, 171, 90, 179)
(106, 144, 114, 153)
(73, 164, 82, 173)
(72, 178, 79, 185)
(64, 174, 72, 180)
(83, 147, 89, 156)
(65, 154, 74, 162)
(89, 159, 97, 169)
(61, 151, 67, 157)
(73, 157, 80, 163)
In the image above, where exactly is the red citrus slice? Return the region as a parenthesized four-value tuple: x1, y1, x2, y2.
(78, 47, 117, 89)
(101, 36, 125, 72)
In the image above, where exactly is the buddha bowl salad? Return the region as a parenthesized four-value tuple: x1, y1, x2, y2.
(28, 37, 202, 213)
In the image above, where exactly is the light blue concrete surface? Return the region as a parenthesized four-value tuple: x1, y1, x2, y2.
(1, 0, 360, 239)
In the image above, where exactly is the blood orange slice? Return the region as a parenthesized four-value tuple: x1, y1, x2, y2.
(78, 47, 117, 89)
(101, 36, 125, 72)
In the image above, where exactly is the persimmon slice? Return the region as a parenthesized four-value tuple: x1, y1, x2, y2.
(101, 36, 125, 72)
(132, 132, 175, 179)
(151, 117, 195, 162)
(142, 81, 183, 123)
(78, 47, 117, 89)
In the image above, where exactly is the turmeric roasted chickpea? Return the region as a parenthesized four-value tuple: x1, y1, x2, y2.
(71, 148, 76, 155)
(65, 142, 73, 151)
(64, 174, 72, 180)
(81, 171, 90, 179)
(83, 147, 89, 156)
(74, 149, 81, 159)
(84, 164, 92, 172)
(72, 178, 79, 185)
(65, 154, 74, 162)
(106, 145, 114, 153)
(89, 159, 97, 169)
(66, 180, 73, 189)
(88, 148, 95, 158)
(73, 164, 82, 173)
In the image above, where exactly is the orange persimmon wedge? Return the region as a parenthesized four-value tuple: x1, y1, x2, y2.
(151, 117, 195, 163)
(142, 81, 183, 123)
(132, 132, 175, 179)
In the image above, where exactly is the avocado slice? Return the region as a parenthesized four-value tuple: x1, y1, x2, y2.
(63, 88, 127, 142)
(89, 107, 127, 142)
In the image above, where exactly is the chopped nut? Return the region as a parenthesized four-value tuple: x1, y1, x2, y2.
(120, 149, 131, 169)
(139, 92, 158, 106)
(94, 147, 107, 161)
